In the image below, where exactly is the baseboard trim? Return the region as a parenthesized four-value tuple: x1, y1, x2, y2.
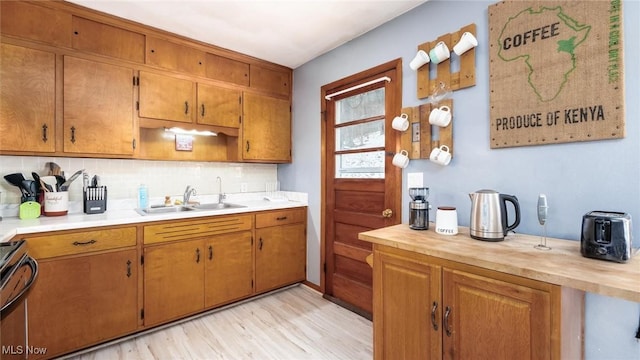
(322, 293, 372, 321)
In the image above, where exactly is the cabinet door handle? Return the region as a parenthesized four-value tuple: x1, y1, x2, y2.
(209, 245, 213, 260)
(70, 126, 76, 144)
(126, 260, 132, 278)
(196, 248, 200, 263)
(259, 238, 263, 250)
(185, 101, 189, 114)
(444, 306, 452, 337)
(42, 124, 48, 143)
(201, 104, 205, 117)
(431, 301, 439, 331)
(72, 239, 96, 246)
(276, 216, 288, 221)
(246, 140, 250, 153)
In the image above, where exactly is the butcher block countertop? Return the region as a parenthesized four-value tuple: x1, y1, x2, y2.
(359, 224, 640, 303)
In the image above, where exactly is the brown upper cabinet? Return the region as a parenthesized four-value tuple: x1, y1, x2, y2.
(242, 93, 291, 162)
(71, 16, 145, 63)
(0, 43, 56, 153)
(0, 0, 293, 163)
(139, 71, 196, 124)
(63, 56, 135, 156)
(146, 36, 206, 77)
(205, 53, 250, 87)
(0, 1, 72, 47)
(250, 64, 291, 97)
(196, 83, 241, 128)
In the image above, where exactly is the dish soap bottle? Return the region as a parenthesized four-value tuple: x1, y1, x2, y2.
(138, 184, 149, 209)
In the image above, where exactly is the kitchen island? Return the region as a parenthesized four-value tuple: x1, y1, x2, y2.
(359, 224, 639, 360)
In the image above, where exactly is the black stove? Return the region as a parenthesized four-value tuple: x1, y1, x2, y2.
(0, 240, 38, 314)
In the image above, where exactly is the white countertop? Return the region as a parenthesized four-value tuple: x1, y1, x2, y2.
(0, 192, 308, 243)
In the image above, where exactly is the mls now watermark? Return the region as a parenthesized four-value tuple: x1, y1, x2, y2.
(2, 345, 48, 356)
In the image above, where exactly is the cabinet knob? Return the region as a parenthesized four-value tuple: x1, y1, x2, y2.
(382, 209, 393, 218)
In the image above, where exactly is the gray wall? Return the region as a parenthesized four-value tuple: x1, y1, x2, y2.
(280, 1, 640, 358)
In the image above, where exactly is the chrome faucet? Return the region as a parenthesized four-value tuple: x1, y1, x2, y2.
(216, 176, 226, 204)
(183, 185, 196, 205)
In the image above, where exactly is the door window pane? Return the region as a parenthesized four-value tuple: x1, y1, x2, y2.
(335, 120, 385, 151)
(335, 151, 385, 179)
(335, 88, 385, 125)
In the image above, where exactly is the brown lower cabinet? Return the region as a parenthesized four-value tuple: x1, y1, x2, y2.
(143, 230, 254, 326)
(143, 209, 306, 326)
(5, 208, 306, 360)
(373, 244, 583, 360)
(22, 227, 138, 360)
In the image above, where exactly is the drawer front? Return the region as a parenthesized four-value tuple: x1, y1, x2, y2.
(144, 214, 253, 245)
(25, 226, 136, 259)
(255, 208, 306, 228)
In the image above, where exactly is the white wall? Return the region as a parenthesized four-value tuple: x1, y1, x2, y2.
(281, 0, 640, 358)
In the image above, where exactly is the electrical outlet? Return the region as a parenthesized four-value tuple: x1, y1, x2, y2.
(240, 183, 248, 193)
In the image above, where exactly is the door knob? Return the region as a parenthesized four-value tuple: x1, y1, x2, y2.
(382, 209, 393, 218)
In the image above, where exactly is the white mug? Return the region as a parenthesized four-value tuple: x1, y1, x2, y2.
(409, 50, 430, 70)
(429, 41, 450, 65)
(392, 150, 410, 168)
(392, 113, 410, 131)
(435, 206, 458, 235)
(429, 145, 451, 166)
(453, 32, 478, 56)
(429, 106, 452, 127)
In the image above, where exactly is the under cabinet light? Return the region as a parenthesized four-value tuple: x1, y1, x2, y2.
(164, 127, 217, 137)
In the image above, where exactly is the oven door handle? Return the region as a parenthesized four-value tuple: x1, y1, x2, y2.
(0, 256, 39, 314)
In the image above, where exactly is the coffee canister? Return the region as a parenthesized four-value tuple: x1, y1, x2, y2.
(435, 206, 458, 235)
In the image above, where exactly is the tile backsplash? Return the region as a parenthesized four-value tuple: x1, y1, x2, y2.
(0, 155, 277, 206)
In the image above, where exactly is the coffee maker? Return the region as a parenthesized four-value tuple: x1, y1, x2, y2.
(409, 187, 429, 230)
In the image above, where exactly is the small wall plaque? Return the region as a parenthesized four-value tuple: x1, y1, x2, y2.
(175, 134, 193, 151)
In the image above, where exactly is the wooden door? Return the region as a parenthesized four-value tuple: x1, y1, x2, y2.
(374, 247, 442, 360)
(27, 250, 138, 359)
(442, 269, 552, 360)
(197, 83, 241, 128)
(0, 44, 55, 153)
(322, 59, 402, 316)
(63, 56, 134, 155)
(204, 231, 254, 308)
(242, 92, 291, 162)
(255, 223, 306, 293)
(139, 71, 195, 123)
(144, 239, 204, 326)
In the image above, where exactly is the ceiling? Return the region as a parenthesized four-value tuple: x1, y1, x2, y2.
(67, 0, 427, 69)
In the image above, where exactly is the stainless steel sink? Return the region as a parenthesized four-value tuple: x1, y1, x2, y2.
(136, 203, 246, 216)
(137, 206, 197, 215)
(192, 203, 246, 210)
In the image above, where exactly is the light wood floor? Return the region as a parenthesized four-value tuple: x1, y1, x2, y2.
(63, 285, 373, 360)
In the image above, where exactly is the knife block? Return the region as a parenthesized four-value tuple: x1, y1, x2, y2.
(83, 186, 107, 214)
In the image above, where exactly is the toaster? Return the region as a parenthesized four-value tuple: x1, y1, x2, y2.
(581, 211, 633, 263)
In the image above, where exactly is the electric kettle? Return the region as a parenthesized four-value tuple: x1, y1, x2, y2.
(469, 189, 521, 241)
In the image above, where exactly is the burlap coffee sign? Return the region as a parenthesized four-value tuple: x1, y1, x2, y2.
(489, 1, 624, 148)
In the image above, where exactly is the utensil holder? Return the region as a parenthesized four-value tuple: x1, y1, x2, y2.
(83, 186, 107, 214)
